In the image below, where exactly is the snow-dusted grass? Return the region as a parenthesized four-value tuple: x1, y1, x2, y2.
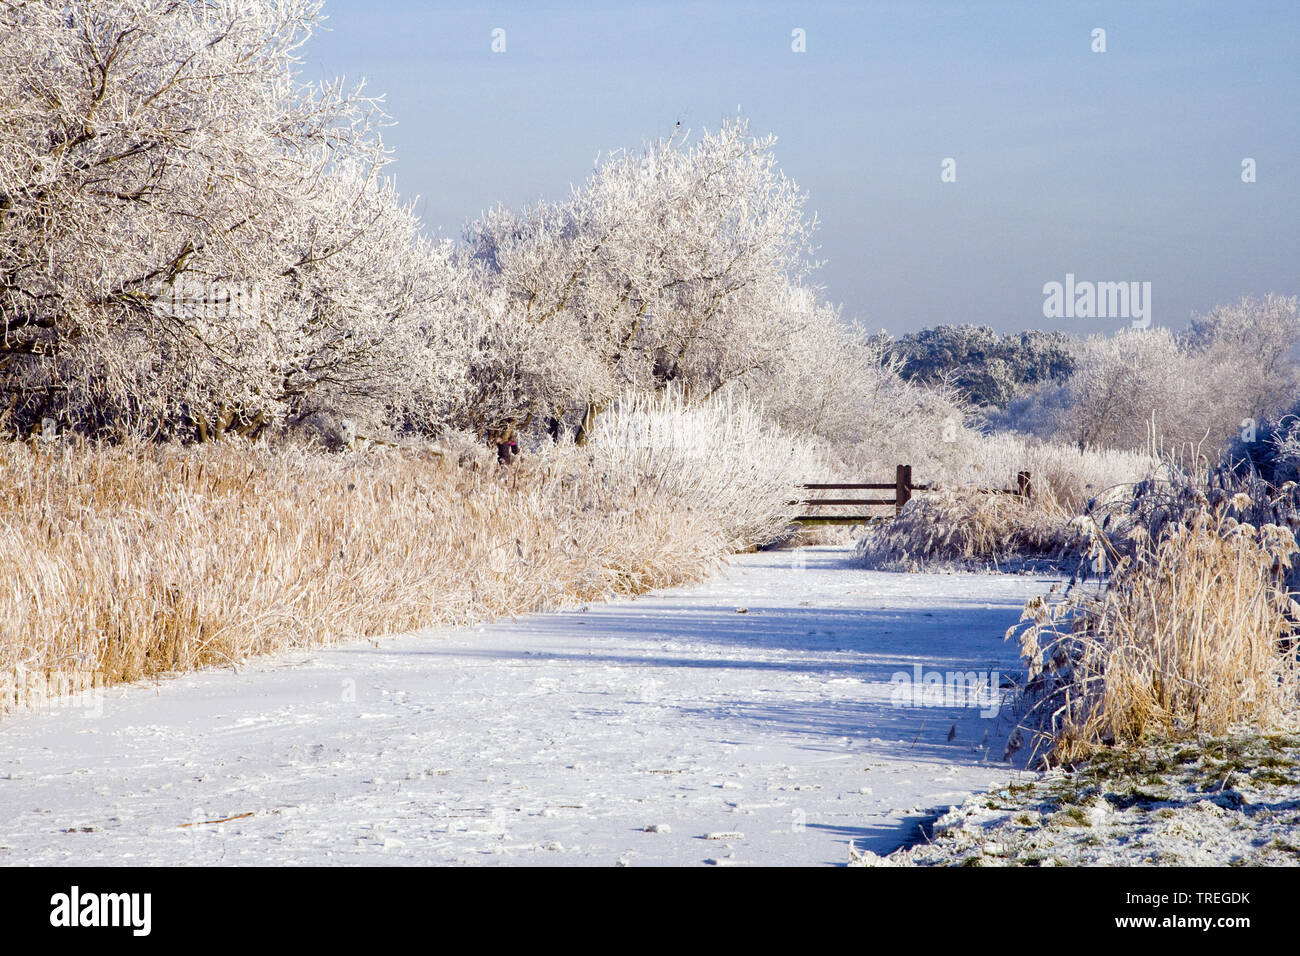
(1006, 437, 1155, 512)
(946, 432, 1157, 512)
(856, 490, 1072, 570)
(854, 435, 1157, 570)
(0, 437, 738, 715)
(854, 732, 1300, 866)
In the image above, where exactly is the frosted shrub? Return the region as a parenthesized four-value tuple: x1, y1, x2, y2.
(584, 390, 822, 549)
(952, 433, 1157, 512)
(1224, 399, 1300, 486)
(856, 490, 1068, 570)
(743, 305, 976, 474)
(854, 433, 1156, 570)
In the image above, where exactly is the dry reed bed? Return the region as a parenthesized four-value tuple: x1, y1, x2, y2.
(0, 439, 725, 714)
(1011, 502, 1300, 764)
(589, 389, 822, 549)
(856, 451, 1300, 766)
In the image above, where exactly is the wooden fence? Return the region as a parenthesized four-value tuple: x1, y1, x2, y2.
(792, 465, 1031, 525)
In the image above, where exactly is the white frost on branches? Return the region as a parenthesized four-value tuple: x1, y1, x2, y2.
(452, 118, 819, 443)
(0, 0, 461, 438)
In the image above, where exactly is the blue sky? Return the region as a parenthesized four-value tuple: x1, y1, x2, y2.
(303, 1, 1300, 336)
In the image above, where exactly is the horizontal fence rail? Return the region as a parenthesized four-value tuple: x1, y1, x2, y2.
(792, 466, 1031, 525)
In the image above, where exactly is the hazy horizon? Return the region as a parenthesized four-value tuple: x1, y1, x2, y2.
(303, 0, 1300, 337)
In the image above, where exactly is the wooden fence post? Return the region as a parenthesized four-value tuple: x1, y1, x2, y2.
(896, 464, 912, 516)
(1017, 471, 1031, 500)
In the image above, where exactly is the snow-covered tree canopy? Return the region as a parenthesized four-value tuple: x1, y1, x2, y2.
(980, 295, 1300, 456)
(886, 325, 1077, 409)
(0, 0, 460, 439)
(7, 1, 1283, 464)
(0, 4, 829, 448)
(453, 119, 821, 442)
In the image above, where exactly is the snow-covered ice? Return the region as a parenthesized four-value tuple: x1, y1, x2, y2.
(0, 546, 1057, 866)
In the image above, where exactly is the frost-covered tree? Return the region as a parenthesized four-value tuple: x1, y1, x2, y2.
(1045, 328, 1197, 452)
(742, 294, 967, 461)
(1179, 294, 1300, 424)
(888, 325, 1076, 409)
(0, 0, 458, 439)
(455, 118, 817, 450)
(575, 120, 815, 397)
(992, 297, 1300, 455)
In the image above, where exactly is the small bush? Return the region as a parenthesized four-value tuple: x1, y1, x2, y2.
(1225, 401, 1300, 486)
(1010, 500, 1300, 764)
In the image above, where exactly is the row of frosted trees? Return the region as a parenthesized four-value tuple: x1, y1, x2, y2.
(13, 1, 1279, 467)
(2, 0, 934, 458)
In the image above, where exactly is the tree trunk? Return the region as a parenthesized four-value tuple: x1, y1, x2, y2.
(574, 402, 603, 446)
(496, 437, 518, 465)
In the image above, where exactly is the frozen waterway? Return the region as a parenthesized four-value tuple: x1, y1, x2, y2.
(0, 546, 1058, 866)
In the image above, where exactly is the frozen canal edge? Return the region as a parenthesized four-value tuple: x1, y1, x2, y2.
(0, 546, 1059, 866)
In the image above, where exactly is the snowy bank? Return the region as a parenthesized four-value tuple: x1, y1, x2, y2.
(852, 732, 1300, 866)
